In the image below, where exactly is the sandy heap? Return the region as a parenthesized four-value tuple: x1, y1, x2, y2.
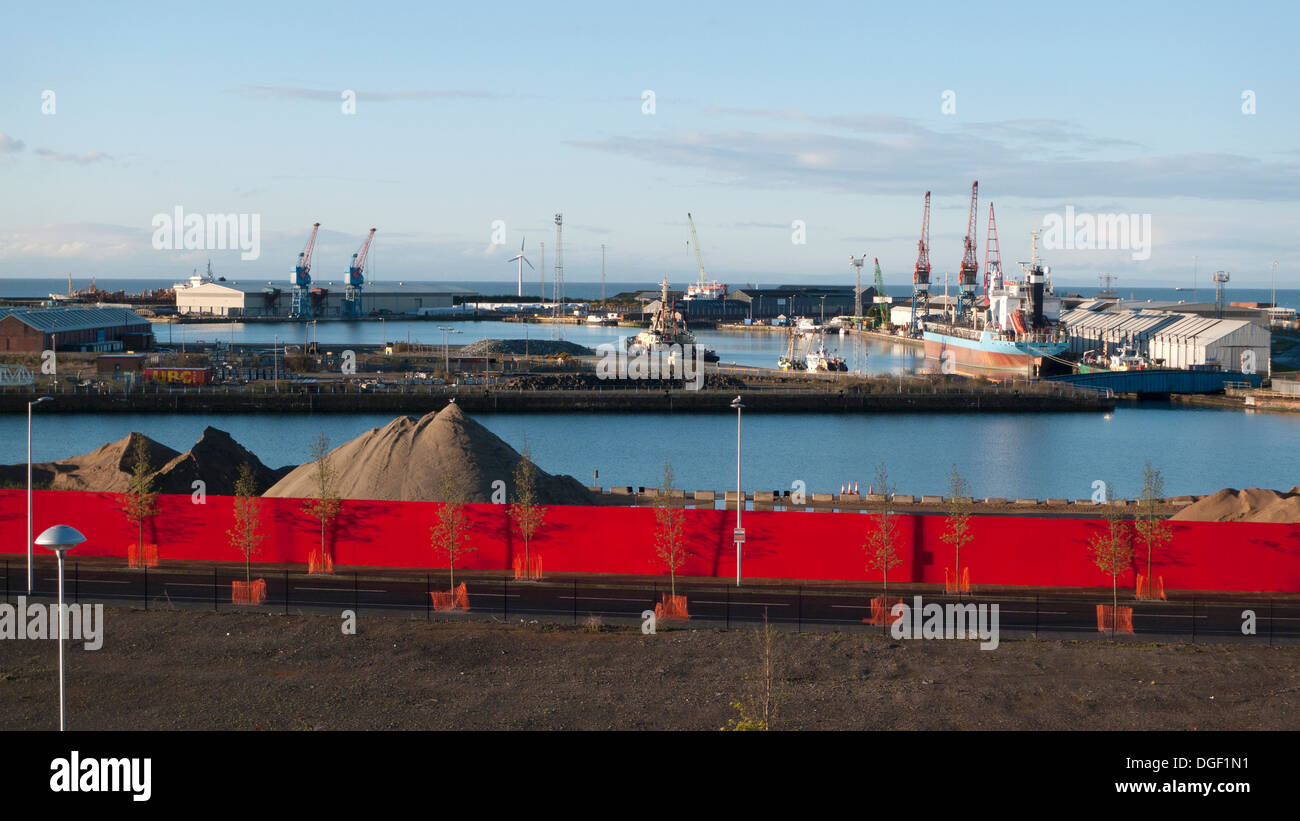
(263, 402, 592, 505)
(2, 433, 180, 493)
(1171, 487, 1300, 523)
(153, 427, 293, 495)
(1, 428, 290, 496)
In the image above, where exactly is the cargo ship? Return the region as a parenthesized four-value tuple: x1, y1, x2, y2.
(631, 278, 719, 362)
(921, 232, 1068, 375)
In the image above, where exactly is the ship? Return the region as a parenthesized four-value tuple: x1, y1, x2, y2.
(631, 278, 719, 362)
(777, 328, 806, 370)
(921, 232, 1068, 375)
(804, 330, 848, 372)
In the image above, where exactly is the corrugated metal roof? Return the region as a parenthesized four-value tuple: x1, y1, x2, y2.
(184, 280, 476, 295)
(1, 306, 150, 333)
(1062, 308, 1257, 344)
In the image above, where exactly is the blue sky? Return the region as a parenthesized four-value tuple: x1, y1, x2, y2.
(1, 0, 1296, 288)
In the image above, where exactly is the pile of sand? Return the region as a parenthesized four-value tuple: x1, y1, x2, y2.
(1171, 487, 1300, 523)
(1, 428, 291, 496)
(153, 427, 293, 495)
(263, 402, 592, 504)
(1, 433, 180, 493)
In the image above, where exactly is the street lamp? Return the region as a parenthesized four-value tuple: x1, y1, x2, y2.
(36, 524, 85, 732)
(731, 395, 744, 587)
(27, 396, 52, 593)
(438, 326, 459, 375)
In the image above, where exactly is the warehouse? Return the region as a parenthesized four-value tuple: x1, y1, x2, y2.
(1061, 308, 1270, 374)
(175, 281, 472, 317)
(0, 306, 153, 353)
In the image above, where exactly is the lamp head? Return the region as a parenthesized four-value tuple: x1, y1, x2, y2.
(35, 524, 86, 555)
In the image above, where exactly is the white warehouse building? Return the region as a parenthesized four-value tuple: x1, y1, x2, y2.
(1061, 307, 1270, 374)
(175, 281, 473, 317)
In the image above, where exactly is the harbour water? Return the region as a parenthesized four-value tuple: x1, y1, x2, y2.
(5, 403, 1298, 500)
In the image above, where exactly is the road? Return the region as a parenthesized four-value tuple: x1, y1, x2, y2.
(5, 556, 1298, 643)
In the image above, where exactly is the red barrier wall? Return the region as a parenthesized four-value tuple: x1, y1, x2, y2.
(3, 489, 1298, 593)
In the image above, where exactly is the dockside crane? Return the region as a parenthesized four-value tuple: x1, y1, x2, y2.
(984, 202, 1002, 305)
(290, 222, 320, 318)
(687, 212, 708, 289)
(910, 191, 931, 337)
(957, 181, 979, 321)
(872, 257, 888, 325)
(343, 228, 376, 319)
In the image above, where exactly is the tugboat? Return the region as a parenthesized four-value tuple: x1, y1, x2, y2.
(632, 278, 719, 362)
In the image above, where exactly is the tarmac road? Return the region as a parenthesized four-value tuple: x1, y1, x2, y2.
(7, 556, 1299, 644)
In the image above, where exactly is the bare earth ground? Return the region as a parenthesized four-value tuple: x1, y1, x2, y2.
(2, 608, 1297, 731)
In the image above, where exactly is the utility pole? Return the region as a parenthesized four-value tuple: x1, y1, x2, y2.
(554, 213, 564, 308)
(601, 244, 606, 304)
(539, 242, 545, 304)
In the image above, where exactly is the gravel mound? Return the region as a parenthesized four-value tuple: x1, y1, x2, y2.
(1, 433, 180, 493)
(459, 338, 595, 357)
(1171, 487, 1300, 523)
(263, 401, 593, 504)
(1, 428, 291, 495)
(153, 426, 293, 495)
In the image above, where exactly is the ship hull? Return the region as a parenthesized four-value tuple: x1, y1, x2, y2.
(923, 331, 1068, 373)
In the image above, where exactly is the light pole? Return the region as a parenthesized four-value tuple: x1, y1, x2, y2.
(37, 524, 85, 732)
(438, 326, 459, 375)
(273, 334, 279, 391)
(27, 396, 52, 593)
(731, 395, 744, 587)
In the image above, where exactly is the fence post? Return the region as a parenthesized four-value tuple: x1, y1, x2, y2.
(4, 559, 7, 605)
(797, 585, 802, 633)
(503, 578, 507, 620)
(354, 571, 358, 614)
(144, 563, 148, 611)
(213, 567, 217, 611)
(284, 569, 289, 616)
(1269, 599, 1274, 646)
(74, 561, 78, 604)
(725, 584, 730, 630)
(1034, 595, 1039, 639)
(1191, 598, 1196, 643)
(572, 578, 577, 625)
(426, 574, 430, 621)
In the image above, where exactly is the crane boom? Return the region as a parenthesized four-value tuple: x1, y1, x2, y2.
(959, 181, 979, 291)
(348, 228, 376, 286)
(914, 192, 931, 286)
(686, 212, 707, 286)
(984, 202, 1001, 299)
(294, 222, 320, 287)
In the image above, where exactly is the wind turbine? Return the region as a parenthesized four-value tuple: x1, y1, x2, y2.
(508, 237, 534, 298)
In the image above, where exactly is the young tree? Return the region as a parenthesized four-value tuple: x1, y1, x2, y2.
(1089, 482, 1134, 634)
(864, 462, 901, 597)
(653, 461, 689, 597)
(940, 464, 973, 591)
(723, 609, 781, 731)
(119, 435, 159, 556)
(508, 440, 548, 574)
(300, 433, 341, 570)
(1133, 462, 1173, 584)
(430, 470, 476, 590)
(226, 462, 265, 585)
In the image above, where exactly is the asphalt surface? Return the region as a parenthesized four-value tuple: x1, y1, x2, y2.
(5, 556, 1299, 644)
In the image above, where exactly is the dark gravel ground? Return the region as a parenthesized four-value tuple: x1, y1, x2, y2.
(2, 608, 1297, 731)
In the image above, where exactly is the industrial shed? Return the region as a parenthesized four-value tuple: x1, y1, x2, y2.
(175, 281, 471, 317)
(0, 306, 153, 353)
(1061, 308, 1270, 374)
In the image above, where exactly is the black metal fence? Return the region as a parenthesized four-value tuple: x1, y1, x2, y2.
(6, 557, 1297, 645)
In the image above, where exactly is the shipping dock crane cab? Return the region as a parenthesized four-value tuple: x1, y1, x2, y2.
(290, 222, 320, 319)
(343, 228, 376, 319)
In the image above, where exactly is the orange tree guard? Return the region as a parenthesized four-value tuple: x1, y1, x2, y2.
(1096, 604, 1134, 633)
(430, 582, 469, 612)
(128, 542, 159, 569)
(863, 595, 905, 625)
(513, 553, 544, 580)
(654, 593, 689, 621)
(308, 547, 334, 575)
(232, 578, 267, 605)
(944, 567, 971, 594)
(1136, 574, 1167, 601)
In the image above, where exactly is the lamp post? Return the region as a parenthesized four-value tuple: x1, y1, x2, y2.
(36, 524, 85, 732)
(273, 334, 279, 391)
(731, 395, 744, 587)
(27, 396, 52, 593)
(438, 326, 459, 375)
